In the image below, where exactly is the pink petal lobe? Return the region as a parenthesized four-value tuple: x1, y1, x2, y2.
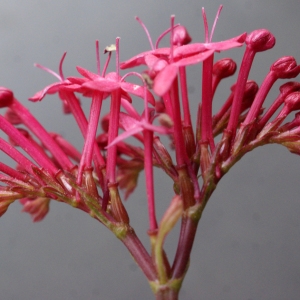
(153, 64, 179, 96)
(173, 44, 207, 59)
(107, 126, 143, 147)
(119, 113, 140, 131)
(175, 49, 215, 67)
(76, 66, 99, 80)
(141, 121, 171, 134)
(120, 48, 170, 69)
(29, 82, 69, 102)
(82, 80, 120, 92)
(120, 82, 155, 106)
(145, 54, 161, 69)
(205, 33, 247, 51)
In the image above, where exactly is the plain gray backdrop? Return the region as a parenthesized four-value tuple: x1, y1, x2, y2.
(1, 0, 300, 299)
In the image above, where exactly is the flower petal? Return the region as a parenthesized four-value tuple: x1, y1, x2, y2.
(174, 49, 215, 67)
(82, 79, 120, 92)
(119, 112, 140, 131)
(29, 81, 71, 102)
(153, 64, 179, 96)
(107, 126, 143, 147)
(120, 48, 170, 69)
(76, 66, 99, 80)
(120, 82, 155, 106)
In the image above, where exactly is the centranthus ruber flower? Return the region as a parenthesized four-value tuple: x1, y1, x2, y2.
(1, 5, 300, 300)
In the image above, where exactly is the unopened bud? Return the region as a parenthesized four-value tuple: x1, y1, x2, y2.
(279, 111, 300, 132)
(271, 56, 300, 79)
(213, 58, 236, 79)
(240, 80, 259, 110)
(246, 29, 275, 52)
(172, 25, 192, 46)
(0, 87, 14, 108)
(283, 92, 300, 114)
(96, 133, 108, 149)
(101, 113, 110, 132)
(155, 100, 165, 113)
(4, 108, 22, 125)
(279, 81, 300, 95)
(230, 80, 259, 110)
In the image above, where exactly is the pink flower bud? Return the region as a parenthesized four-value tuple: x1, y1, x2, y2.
(271, 56, 300, 79)
(283, 91, 300, 113)
(172, 25, 192, 46)
(213, 58, 236, 79)
(279, 81, 300, 94)
(96, 133, 108, 149)
(101, 113, 110, 132)
(246, 29, 276, 52)
(4, 108, 22, 124)
(0, 87, 14, 108)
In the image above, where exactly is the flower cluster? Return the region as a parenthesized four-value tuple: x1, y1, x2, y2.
(1, 6, 300, 298)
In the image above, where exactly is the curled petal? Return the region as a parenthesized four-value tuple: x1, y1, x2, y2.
(29, 81, 70, 102)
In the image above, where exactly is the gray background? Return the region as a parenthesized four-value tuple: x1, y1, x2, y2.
(1, 0, 300, 299)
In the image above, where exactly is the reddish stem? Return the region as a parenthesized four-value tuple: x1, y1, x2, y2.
(227, 49, 256, 133)
(106, 89, 121, 183)
(121, 227, 157, 281)
(179, 66, 192, 127)
(0, 137, 36, 175)
(77, 91, 103, 185)
(0, 115, 58, 174)
(169, 78, 186, 166)
(10, 99, 74, 171)
(201, 53, 215, 151)
(143, 129, 158, 231)
(243, 72, 277, 125)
